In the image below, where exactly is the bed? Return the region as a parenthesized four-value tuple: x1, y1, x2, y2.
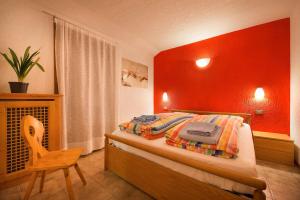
(104, 110, 266, 200)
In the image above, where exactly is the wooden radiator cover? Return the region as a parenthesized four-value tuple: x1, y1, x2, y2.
(0, 94, 62, 183)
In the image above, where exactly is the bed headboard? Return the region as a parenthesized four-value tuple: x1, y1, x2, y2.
(169, 109, 252, 125)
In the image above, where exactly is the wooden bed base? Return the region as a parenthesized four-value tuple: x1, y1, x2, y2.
(104, 110, 266, 200)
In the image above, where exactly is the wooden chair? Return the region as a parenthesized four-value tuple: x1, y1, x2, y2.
(21, 115, 86, 200)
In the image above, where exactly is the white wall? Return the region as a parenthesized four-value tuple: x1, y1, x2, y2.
(0, 0, 54, 93)
(0, 0, 155, 123)
(119, 44, 154, 123)
(290, 1, 300, 165)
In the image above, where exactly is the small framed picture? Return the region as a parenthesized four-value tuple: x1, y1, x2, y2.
(121, 58, 148, 88)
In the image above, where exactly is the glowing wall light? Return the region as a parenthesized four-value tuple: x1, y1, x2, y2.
(162, 92, 169, 110)
(162, 92, 168, 102)
(196, 58, 210, 68)
(254, 87, 265, 115)
(255, 87, 265, 101)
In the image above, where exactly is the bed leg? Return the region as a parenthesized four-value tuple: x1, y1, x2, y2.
(104, 136, 109, 171)
(253, 190, 266, 200)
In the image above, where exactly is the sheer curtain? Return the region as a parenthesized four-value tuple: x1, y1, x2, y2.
(54, 18, 119, 154)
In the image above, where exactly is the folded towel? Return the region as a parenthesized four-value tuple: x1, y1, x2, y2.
(165, 115, 243, 158)
(179, 122, 223, 144)
(132, 115, 160, 124)
(186, 122, 217, 134)
(186, 130, 212, 137)
(119, 112, 194, 139)
(151, 116, 193, 132)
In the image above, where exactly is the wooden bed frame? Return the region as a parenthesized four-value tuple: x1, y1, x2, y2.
(104, 110, 266, 200)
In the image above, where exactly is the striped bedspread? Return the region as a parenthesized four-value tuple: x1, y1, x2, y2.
(165, 115, 243, 158)
(119, 112, 193, 139)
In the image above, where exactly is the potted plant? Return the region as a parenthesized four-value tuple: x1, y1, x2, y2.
(1, 46, 45, 93)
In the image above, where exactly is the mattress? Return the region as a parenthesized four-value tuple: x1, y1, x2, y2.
(112, 123, 257, 194)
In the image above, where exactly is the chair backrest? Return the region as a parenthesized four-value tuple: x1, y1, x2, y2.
(21, 115, 48, 166)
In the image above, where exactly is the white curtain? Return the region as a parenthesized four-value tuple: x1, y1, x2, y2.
(54, 18, 119, 154)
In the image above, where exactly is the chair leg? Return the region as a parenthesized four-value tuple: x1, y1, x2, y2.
(74, 163, 87, 185)
(39, 171, 46, 193)
(63, 168, 75, 200)
(23, 171, 39, 200)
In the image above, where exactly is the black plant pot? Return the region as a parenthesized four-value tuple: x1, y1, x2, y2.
(9, 82, 29, 93)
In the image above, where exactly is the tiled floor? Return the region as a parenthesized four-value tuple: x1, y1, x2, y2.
(256, 160, 300, 200)
(0, 150, 300, 200)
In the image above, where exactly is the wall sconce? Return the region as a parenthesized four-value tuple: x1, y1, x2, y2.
(196, 58, 210, 68)
(254, 87, 265, 115)
(255, 87, 265, 101)
(162, 92, 169, 110)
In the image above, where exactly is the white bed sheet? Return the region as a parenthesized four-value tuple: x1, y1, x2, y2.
(112, 123, 258, 194)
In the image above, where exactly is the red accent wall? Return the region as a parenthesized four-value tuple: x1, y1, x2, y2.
(154, 18, 290, 134)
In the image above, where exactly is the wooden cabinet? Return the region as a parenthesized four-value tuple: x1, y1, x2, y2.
(253, 131, 294, 166)
(0, 93, 62, 184)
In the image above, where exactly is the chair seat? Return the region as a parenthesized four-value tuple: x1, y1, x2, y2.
(29, 147, 84, 171)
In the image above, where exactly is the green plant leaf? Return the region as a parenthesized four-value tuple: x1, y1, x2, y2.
(0, 52, 19, 76)
(20, 50, 40, 77)
(23, 46, 31, 62)
(8, 48, 20, 73)
(22, 50, 39, 68)
(21, 46, 31, 72)
(1, 53, 14, 67)
(27, 49, 40, 61)
(1, 47, 44, 81)
(35, 61, 45, 72)
(23, 59, 39, 79)
(20, 59, 32, 77)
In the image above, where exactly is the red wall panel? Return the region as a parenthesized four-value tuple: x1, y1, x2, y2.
(154, 18, 290, 134)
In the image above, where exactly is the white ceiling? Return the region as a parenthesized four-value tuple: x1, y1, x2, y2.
(36, 0, 297, 53)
